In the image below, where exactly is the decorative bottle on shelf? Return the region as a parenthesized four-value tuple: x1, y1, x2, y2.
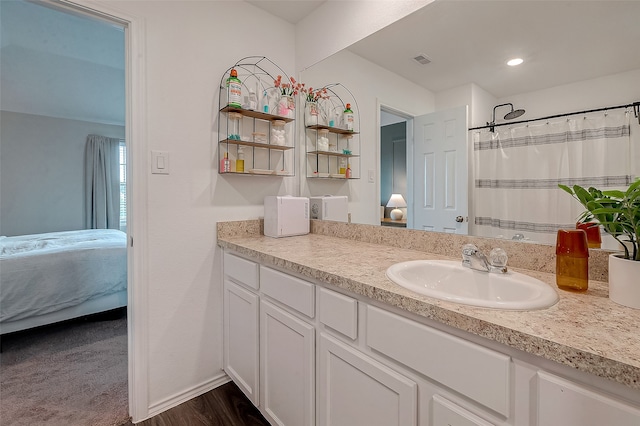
(343, 103, 354, 131)
(339, 157, 347, 175)
(236, 147, 245, 173)
(220, 152, 230, 173)
(226, 69, 242, 108)
(345, 163, 352, 179)
(247, 89, 258, 111)
(261, 89, 269, 113)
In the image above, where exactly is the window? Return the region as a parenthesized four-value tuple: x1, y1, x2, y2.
(119, 140, 127, 232)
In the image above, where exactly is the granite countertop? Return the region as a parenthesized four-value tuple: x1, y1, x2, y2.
(217, 225, 640, 392)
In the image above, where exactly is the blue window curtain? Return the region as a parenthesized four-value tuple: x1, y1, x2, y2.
(84, 134, 121, 229)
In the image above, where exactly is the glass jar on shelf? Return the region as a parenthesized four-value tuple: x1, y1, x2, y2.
(305, 101, 320, 126)
(252, 132, 267, 144)
(277, 95, 295, 119)
(271, 120, 287, 146)
(317, 128, 329, 151)
(228, 112, 243, 141)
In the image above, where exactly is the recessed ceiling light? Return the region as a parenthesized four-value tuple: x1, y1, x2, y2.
(507, 58, 524, 66)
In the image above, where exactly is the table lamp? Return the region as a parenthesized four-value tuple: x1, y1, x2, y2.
(387, 193, 407, 220)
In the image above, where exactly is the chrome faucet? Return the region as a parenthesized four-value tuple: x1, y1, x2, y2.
(461, 244, 508, 273)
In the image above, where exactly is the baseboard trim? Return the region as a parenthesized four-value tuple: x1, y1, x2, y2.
(146, 373, 231, 419)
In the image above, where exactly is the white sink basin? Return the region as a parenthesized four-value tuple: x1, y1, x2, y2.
(386, 260, 558, 310)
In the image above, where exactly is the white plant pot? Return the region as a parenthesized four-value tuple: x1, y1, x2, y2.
(609, 254, 640, 309)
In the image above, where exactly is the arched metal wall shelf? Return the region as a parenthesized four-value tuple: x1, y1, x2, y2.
(217, 56, 296, 176)
(303, 83, 361, 179)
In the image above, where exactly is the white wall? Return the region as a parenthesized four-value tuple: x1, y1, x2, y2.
(77, 0, 298, 418)
(299, 49, 435, 225)
(499, 68, 640, 121)
(0, 111, 124, 236)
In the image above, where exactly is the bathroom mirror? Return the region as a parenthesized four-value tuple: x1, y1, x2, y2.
(300, 0, 640, 245)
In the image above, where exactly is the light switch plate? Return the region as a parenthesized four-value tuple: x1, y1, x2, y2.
(368, 169, 375, 183)
(151, 150, 169, 174)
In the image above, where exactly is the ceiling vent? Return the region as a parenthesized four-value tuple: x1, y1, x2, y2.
(413, 54, 431, 65)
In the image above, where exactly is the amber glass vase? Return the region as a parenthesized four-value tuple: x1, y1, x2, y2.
(555, 229, 589, 291)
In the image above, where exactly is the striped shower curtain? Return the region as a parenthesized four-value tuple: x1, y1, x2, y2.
(472, 111, 633, 245)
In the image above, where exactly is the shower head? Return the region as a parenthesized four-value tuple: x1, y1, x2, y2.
(504, 108, 525, 120)
(487, 103, 526, 132)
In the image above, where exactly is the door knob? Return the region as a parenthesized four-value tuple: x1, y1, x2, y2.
(455, 216, 464, 223)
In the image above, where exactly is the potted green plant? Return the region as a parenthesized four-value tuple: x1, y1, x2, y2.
(559, 179, 640, 308)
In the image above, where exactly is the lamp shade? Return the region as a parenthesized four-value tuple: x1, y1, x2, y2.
(386, 193, 407, 208)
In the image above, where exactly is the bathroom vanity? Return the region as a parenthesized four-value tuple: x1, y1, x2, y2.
(218, 220, 640, 426)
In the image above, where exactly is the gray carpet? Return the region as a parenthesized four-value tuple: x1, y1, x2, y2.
(0, 311, 129, 425)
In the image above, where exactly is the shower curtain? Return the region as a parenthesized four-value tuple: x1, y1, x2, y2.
(84, 134, 121, 229)
(472, 111, 632, 245)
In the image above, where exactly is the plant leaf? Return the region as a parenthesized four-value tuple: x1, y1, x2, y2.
(601, 190, 625, 198)
(573, 185, 593, 206)
(558, 184, 574, 195)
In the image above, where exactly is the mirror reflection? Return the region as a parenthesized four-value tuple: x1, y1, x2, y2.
(301, 0, 640, 246)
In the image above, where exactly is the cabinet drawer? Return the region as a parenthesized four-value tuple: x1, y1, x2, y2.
(536, 371, 640, 426)
(432, 395, 494, 426)
(366, 305, 510, 416)
(260, 266, 314, 318)
(319, 287, 358, 340)
(223, 251, 259, 290)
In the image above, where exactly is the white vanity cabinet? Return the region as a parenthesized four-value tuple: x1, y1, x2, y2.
(222, 249, 640, 426)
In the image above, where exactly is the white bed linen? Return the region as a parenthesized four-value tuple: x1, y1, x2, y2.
(0, 229, 127, 323)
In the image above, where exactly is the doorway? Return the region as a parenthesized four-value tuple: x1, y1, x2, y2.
(379, 104, 469, 232)
(0, 0, 130, 422)
(380, 106, 412, 225)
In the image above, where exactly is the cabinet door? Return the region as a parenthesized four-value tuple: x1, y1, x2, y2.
(318, 333, 418, 426)
(536, 372, 640, 426)
(431, 395, 495, 426)
(223, 279, 259, 405)
(260, 300, 315, 426)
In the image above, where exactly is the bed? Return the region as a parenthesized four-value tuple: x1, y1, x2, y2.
(0, 229, 127, 335)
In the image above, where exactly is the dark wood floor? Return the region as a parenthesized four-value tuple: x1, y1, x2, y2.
(121, 381, 270, 426)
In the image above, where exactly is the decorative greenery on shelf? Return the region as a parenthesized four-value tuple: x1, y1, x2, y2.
(302, 86, 329, 103)
(274, 75, 301, 96)
(273, 75, 331, 103)
(559, 179, 640, 261)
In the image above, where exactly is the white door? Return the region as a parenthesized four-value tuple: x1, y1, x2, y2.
(260, 300, 315, 426)
(318, 333, 418, 426)
(223, 279, 260, 405)
(411, 105, 468, 233)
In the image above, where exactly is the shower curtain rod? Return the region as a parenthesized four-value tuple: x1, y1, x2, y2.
(468, 101, 640, 131)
